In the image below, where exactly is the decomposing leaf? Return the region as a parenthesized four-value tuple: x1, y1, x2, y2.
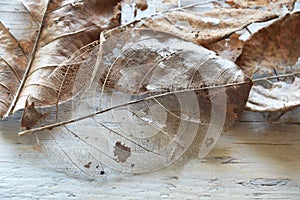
(236, 12, 300, 77)
(127, 8, 282, 45)
(225, 0, 296, 10)
(236, 12, 300, 111)
(123, 0, 296, 23)
(203, 33, 244, 61)
(0, 22, 27, 117)
(247, 77, 300, 112)
(120, 0, 294, 46)
(0, 0, 121, 118)
(0, 1, 40, 55)
(19, 29, 252, 178)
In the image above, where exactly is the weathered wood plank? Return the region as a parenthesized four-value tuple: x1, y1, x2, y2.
(0, 112, 300, 199)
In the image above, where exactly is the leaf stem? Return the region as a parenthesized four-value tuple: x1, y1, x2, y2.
(18, 71, 299, 136)
(5, 0, 52, 118)
(18, 80, 250, 136)
(252, 72, 300, 83)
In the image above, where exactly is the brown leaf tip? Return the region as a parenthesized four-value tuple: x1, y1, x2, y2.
(114, 141, 131, 163)
(20, 99, 45, 130)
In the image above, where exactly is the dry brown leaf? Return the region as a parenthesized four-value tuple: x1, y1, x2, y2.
(124, 0, 296, 13)
(122, 0, 295, 22)
(203, 33, 244, 61)
(247, 77, 300, 112)
(0, 1, 40, 56)
(120, 0, 297, 50)
(0, 0, 121, 118)
(0, 22, 28, 117)
(236, 12, 300, 112)
(128, 8, 282, 45)
(19, 29, 252, 178)
(236, 12, 300, 77)
(225, 0, 296, 10)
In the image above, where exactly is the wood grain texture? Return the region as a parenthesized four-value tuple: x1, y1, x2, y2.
(0, 111, 300, 199)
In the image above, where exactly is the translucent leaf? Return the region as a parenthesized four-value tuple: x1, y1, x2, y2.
(236, 12, 300, 112)
(20, 29, 252, 178)
(0, 0, 121, 118)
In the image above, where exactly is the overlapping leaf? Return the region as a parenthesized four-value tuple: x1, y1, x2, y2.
(0, 22, 28, 116)
(225, 0, 296, 10)
(0, 0, 121, 118)
(203, 33, 244, 61)
(19, 29, 252, 178)
(120, 0, 297, 51)
(124, 0, 296, 15)
(0, 0, 40, 55)
(236, 12, 300, 111)
(123, 7, 284, 46)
